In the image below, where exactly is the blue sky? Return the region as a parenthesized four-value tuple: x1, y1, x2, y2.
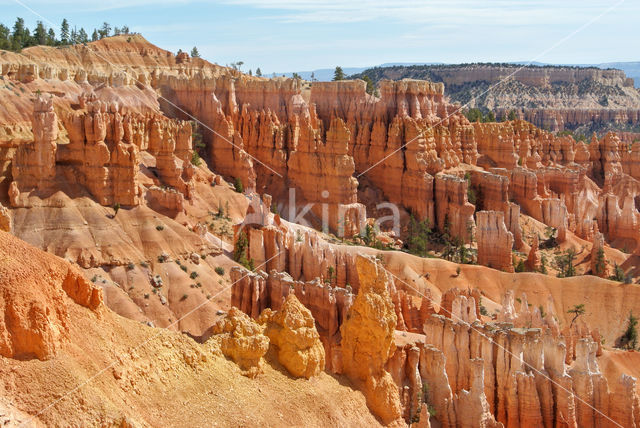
(0, 0, 637, 73)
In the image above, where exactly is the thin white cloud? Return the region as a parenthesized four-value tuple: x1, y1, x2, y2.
(219, 0, 617, 25)
(0, 0, 194, 12)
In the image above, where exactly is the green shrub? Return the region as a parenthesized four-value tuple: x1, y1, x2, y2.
(568, 304, 586, 327)
(191, 151, 202, 166)
(610, 263, 625, 282)
(234, 229, 250, 267)
(619, 311, 638, 350)
(479, 299, 489, 316)
(234, 177, 244, 193)
(190, 271, 199, 279)
(555, 248, 576, 278)
(406, 215, 431, 257)
(593, 247, 606, 276)
(215, 266, 225, 275)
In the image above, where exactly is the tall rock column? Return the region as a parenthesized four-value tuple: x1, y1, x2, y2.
(10, 94, 58, 203)
(590, 224, 608, 277)
(30, 95, 58, 183)
(476, 210, 514, 272)
(435, 174, 476, 242)
(341, 255, 403, 425)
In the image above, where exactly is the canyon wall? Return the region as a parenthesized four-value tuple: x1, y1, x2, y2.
(229, 236, 638, 426)
(5, 37, 640, 257)
(351, 64, 640, 132)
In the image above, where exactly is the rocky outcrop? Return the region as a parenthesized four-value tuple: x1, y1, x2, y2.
(419, 303, 633, 428)
(205, 307, 269, 377)
(352, 64, 640, 131)
(10, 95, 57, 194)
(230, 266, 353, 371)
(593, 132, 623, 178)
(476, 210, 514, 272)
(10, 94, 195, 209)
(508, 167, 543, 219)
(387, 344, 423, 422)
(597, 192, 640, 251)
(287, 115, 366, 236)
(439, 287, 480, 323)
(526, 234, 541, 272)
(262, 294, 325, 378)
(396, 288, 436, 333)
(0, 231, 102, 361)
(590, 224, 608, 277)
(236, 213, 361, 290)
(5, 36, 640, 257)
(435, 174, 476, 241)
(470, 170, 523, 248)
(0, 203, 10, 232)
(474, 122, 518, 169)
(341, 255, 403, 425)
(541, 198, 568, 243)
(62, 267, 103, 310)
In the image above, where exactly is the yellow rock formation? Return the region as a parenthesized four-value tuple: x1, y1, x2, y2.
(207, 307, 269, 377)
(341, 255, 403, 425)
(262, 294, 325, 378)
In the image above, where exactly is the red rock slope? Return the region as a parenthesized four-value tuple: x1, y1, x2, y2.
(0, 230, 381, 427)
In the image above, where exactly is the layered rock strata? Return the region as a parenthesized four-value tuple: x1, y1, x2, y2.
(10, 94, 195, 209)
(476, 210, 514, 272)
(6, 37, 640, 264)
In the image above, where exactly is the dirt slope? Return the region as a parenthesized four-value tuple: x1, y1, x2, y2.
(0, 231, 380, 427)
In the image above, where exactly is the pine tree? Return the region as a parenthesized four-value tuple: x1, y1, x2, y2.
(78, 28, 88, 43)
(611, 263, 625, 282)
(190, 46, 200, 57)
(255, 67, 262, 77)
(99, 22, 111, 39)
(568, 304, 586, 327)
(362, 75, 374, 95)
(333, 66, 345, 81)
(594, 247, 606, 276)
(47, 28, 55, 45)
(121, 25, 130, 34)
(60, 18, 70, 44)
(621, 311, 638, 350)
(310, 71, 316, 81)
(91, 29, 99, 41)
(556, 248, 576, 278)
(233, 230, 250, 269)
(34, 21, 47, 46)
(12, 17, 27, 51)
(0, 24, 10, 50)
(508, 110, 517, 121)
